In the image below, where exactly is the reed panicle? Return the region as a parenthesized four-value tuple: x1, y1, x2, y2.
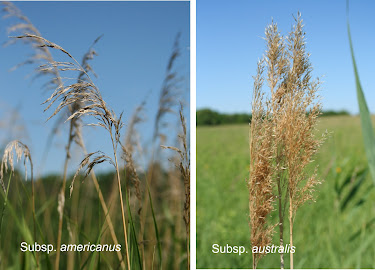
(125, 100, 146, 159)
(1, 140, 33, 192)
(250, 13, 326, 269)
(2, 2, 63, 90)
(123, 99, 147, 203)
(249, 59, 275, 269)
(78, 34, 103, 82)
(264, 20, 289, 270)
(71, 151, 114, 196)
(280, 15, 325, 268)
(0, 105, 29, 144)
(121, 145, 142, 202)
(154, 33, 183, 144)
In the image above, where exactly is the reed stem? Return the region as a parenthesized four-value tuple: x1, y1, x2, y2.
(111, 133, 131, 270)
(289, 196, 293, 270)
(55, 120, 74, 270)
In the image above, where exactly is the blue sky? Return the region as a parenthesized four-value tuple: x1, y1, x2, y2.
(197, 0, 375, 114)
(0, 1, 190, 176)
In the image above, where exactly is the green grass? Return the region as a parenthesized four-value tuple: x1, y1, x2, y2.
(197, 115, 375, 269)
(0, 168, 186, 269)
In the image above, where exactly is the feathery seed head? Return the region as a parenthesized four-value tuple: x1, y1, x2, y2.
(0, 140, 33, 192)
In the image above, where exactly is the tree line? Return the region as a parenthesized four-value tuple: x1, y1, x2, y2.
(196, 108, 349, 126)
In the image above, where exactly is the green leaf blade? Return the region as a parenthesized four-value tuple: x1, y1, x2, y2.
(347, 14, 375, 185)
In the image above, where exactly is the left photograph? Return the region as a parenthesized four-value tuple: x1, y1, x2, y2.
(0, 1, 190, 269)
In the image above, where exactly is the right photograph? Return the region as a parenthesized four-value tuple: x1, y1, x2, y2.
(196, 0, 375, 269)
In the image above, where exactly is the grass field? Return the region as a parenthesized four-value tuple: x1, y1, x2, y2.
(197, 115, 375, 269)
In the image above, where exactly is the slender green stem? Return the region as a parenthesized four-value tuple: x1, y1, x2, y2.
(30, 158, 39, 269)
(289, 195, 293, 269)
(55, 120, 74, 270)
(111, 131, 131, 270)
(277, 178, 284, 269)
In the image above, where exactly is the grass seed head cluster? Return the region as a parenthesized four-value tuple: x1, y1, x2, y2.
(249, 13, 326, 269)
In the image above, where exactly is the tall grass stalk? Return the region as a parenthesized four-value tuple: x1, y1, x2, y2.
(249, 59, 275, 269)
(55, 119, 74, 269)
(250, 13, 325, 269)
(12, 34, 132, 269)
(161, 103, 190, 270)
(65, 36, 125, 269)
(139, 33, 182, 269)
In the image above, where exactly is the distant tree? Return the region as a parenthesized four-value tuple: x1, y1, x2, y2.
(196, 109, 222, 125)
(321, 110, 350, 117)
(197, 109, 251, 126)
(197, 108, 347, 126)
